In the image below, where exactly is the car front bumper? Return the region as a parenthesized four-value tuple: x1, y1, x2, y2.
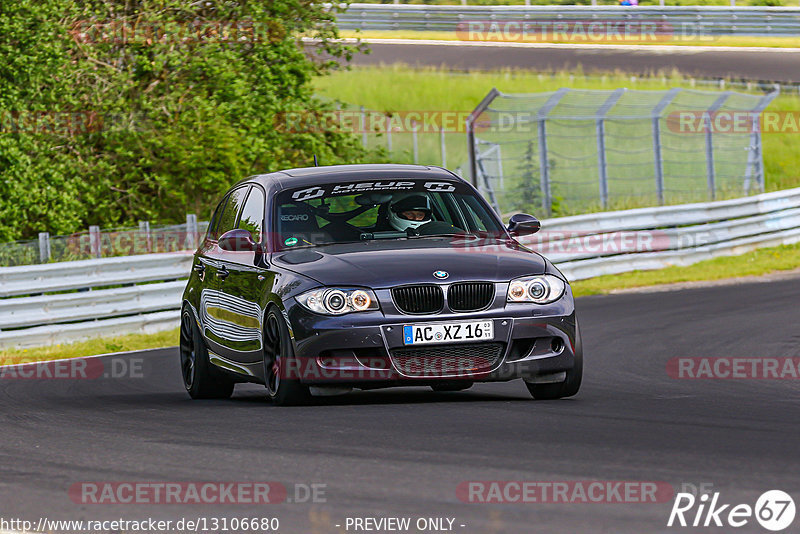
(283, 289, 579, 387)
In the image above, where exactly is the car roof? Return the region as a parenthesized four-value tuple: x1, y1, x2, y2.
(244, 164, 467, 191)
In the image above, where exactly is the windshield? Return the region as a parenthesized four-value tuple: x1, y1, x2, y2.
(273, 179, 504, 250)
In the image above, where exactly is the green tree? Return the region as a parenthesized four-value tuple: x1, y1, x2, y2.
(0, 0, 369, 240)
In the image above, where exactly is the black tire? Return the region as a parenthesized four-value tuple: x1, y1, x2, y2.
(179, 309, 235, 399)
(526, 322, 583, 400)
(263, 307, 312, 406)
(431, 382, 473, 392)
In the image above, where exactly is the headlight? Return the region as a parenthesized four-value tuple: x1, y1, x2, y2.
(296, 287, 380, 315)
(507, 275, 566, 304)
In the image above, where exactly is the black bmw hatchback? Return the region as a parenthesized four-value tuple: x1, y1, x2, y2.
(180, 164, 582, 405)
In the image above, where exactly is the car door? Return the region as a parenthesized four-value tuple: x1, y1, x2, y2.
(195, 195, 228, 340)
(214, 185, 273, 376)
(202, 185, 250, 367)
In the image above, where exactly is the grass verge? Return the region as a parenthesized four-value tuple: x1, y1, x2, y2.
(0, 328, 179, 366)
(571, 242, 800, 296)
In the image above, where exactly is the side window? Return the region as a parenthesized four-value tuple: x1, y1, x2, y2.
(459, 195, 493, 232)
(207, 198, 227, 240)
(459, 198, 488, 231)
(237, 187, 265, 243)
(216, 186, 249, 237)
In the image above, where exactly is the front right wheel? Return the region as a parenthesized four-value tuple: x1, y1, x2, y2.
(263, 307, 312, 406)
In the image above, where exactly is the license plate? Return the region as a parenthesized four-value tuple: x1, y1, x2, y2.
(403, 321, 494, 345)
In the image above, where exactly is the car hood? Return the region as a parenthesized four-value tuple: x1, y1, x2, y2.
(271, 237, 546, 288)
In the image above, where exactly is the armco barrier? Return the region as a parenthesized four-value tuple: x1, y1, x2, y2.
(0, 252, 193, 298)
(0, 253, 191, 349)
(1, 187, 799, 348)
(336, 4, 800, 38)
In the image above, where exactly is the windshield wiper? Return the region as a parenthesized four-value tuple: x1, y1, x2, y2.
(408, 232, 479, 239)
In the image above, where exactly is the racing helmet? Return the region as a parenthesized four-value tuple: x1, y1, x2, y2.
(388, 194, 432, 232)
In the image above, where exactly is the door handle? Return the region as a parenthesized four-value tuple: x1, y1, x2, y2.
(216, 266, 229, 280)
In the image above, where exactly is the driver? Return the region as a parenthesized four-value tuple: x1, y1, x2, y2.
(387, 194, 432, 232)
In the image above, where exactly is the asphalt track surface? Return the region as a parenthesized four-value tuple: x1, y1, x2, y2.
(353, 41, 800, 83)
(2, 277, 800, 533)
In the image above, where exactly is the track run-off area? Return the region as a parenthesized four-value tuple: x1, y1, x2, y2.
(352, 39, 800, 83)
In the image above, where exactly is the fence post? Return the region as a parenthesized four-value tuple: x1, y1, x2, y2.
(743, 89, 779, 194)
(535, 88, 569, 216)
(139, 220, 151, 253)
(537, 121, 551, 216)
(386, 115, 392, 152)
(186, 213, 198, 250)
(412, 121, 419, 164)
(440, 126, 447, 168)
(595, 89, 626, 210)
(467, 88, 500, 189)
(38, 232, 51, 264)
(89, 225, 102, 258)
(651, 88, 681, 205)
(360, 106, 367, 148)
(704, 93, 731, 201)
(596, 121, 609, 209)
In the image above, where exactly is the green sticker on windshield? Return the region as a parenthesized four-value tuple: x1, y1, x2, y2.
(284, 237, 298, 247)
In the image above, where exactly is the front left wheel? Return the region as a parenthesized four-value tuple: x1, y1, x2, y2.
(179, 309, 235, 399)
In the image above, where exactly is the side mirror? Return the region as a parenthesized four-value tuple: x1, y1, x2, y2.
(507, 213, 541, 237)
(218, 229, 258, 252)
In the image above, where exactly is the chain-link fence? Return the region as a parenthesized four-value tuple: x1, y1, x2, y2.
(310, 100, 469, 175)
(0, 218, 209, 267)
(468, 87, 778, 216)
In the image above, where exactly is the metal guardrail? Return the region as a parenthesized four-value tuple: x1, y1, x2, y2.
(0, 281, 186, 330)
(337, 4, 800, 37)
(2, 187, 800, 348)
(524, 186, 800, 279)
(0, 252, 192, 298)
(540, 187, 800, 234)
(0, 252, 190, 349)
(0, 311, 180, 350)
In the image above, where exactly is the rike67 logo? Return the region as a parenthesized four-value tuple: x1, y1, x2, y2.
(668, 490, 795, 531)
